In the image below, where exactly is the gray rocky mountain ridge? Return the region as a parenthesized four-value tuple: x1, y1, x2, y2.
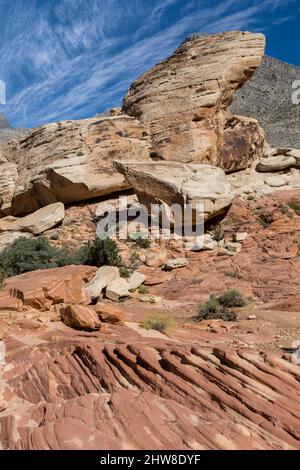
(0, 113, 29, 143)
(230, 55, 300, 149)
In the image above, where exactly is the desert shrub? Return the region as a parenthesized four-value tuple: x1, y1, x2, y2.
(211, 223, 223, 242)
(288, 201, 300, 216)
(140, 313, 175, 334)
(77, 238, 122, 267)
(258, 213, 273, 228)
(0, 269, 5, 289)
(129, 250, 140, 271)
(128, 233, 151, 249)
(0, 236, 123, 278)
(138, 284, 149, 295)
(218, 289, 246, 308)
(135, 237, 151, 249)
(119, 267, 131, 278)
(0, 236, 76, 277)
(196, 289, 245, 322)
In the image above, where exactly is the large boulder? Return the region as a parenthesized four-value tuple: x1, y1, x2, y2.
(0, 116, 151, 216)
(0, 265, 96, 311)
(94, 302, 124, 324)
(123, 31, 265, 172)
(61, 304, 101, 331)
(0, 202, 64, 235)
(85, 266, 120, 300)
(114, 161, 233, 221)
(0, 231, 32, 252)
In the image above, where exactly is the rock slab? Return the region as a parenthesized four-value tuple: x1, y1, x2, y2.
(123, 31, 265, 172)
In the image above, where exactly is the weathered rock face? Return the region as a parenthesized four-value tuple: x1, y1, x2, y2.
(94, 302, 124, 324)
(0, 202, 64, 235)
(114, 161, 233, 221)
(0, 231, 32, 252)
(61, 304, 101, 331)
(0, 265, 96, 311)
(123, 31, 265, 172)
(0, 327, 299, 450)
(0, 116, 151, 216)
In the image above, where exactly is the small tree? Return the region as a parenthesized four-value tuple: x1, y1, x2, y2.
(76, 238, 122, 267)
(0, 237, 75, 277)
(218, 289, 246, 308)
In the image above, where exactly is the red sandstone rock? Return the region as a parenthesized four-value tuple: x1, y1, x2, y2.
(94, 302, 124, 324)
(1, 265, 96, 312)
(61, 304, 101, 331)
(0, 327, 299, 450)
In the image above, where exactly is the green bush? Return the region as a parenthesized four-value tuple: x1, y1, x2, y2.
(119, 267, 131, 278)
(0, 269, 5, 289)
(140, 313, 175, 334)
(288, 201, 300, 216)
(0, 236, 122, 277)
(211, 223, 223, 242)
(138, 284, 149, 295)
(76, 238, 122, 267)
(0, 237, 75, 277)
(198, 294, 220, 317)
(128, 233, 151, 249)
(196, 289, 246, 322)
(218, 289, 246, 308)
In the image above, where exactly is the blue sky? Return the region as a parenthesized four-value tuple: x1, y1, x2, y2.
(0, 0, 299, 129)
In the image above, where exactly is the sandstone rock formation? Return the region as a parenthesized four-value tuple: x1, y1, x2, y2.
(257, 155, 296, 172)
(114, 161, 233, 221)
(61, 304, 101, 331)
(0, 189, 299, 449)
(0, 113, 29, 144)
(85, 266, 120, 300)
(94, 302, 124, 324)
(0, 265, 96, 311)
(123, 31, 265, 172)
(0, 231, 32, 252)
(106, 277, 131, 302)
(0, 323, 299, 450)
(0, 202, 64, 235)
(0, 116, 150, 216)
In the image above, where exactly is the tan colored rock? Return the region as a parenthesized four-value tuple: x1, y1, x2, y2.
(185, 234, 217, 251)
(127, 272, 146, 291)
(164, 258, 189, 270)
(106, 277, 131, 302)
(85, 266, 120, 300)
(264, 176, 287, 188)
(0, 231, 32, 252)
(61, 304, 101, 330)
(123, 31, 265, 172)
(0, 202, 64, 235)
(0, 116, 151, 215)
(257, 156, 296, 172)
(145, 245, 168, 268)
(94, 302, 124, 324)
(114, 161, 233, 221)
(288, 149, 300, 166)
(234, 232, 248, 242)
